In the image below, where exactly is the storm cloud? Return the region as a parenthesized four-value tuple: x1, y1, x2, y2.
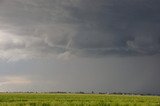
(0, 0, 160, 61)
(0, 0, 160, 94)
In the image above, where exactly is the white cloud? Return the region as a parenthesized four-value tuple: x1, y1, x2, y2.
(57, 51, 75, 60)
(0, 30, 45, 61)
(0, 31, 25, 50)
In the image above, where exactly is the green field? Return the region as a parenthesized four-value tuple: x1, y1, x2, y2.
(0, 93, 159, 106)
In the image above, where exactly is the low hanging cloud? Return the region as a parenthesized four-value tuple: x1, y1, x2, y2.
(0, 76, 31, 86)
(0, 0, 160, 61)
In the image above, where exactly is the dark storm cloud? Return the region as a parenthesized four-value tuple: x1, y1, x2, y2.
(0, 0, 160, 60)
(68, 0, 160, 56)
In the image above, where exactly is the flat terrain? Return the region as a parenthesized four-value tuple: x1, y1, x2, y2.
(0, 93, 159, 106)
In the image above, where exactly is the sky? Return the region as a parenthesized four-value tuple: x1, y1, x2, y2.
(0, 0, 160, 94)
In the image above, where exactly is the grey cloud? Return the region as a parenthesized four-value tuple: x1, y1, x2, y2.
(0, 0, 160, 60)
(0, 56, 160, 94)
(68, 0, 160, 54)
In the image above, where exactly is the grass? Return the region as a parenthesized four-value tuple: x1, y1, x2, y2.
(0, 93, 159, 106)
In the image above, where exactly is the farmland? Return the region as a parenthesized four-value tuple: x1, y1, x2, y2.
(0, 93, 159, 106)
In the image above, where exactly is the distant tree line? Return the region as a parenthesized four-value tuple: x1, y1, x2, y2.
(0, 91, 159, 96)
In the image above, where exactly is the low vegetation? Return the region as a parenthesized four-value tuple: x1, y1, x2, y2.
(0, 93, 159, 106)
